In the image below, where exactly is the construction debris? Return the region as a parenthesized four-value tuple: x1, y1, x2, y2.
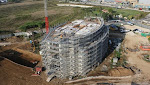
(32, 66, 42, 76)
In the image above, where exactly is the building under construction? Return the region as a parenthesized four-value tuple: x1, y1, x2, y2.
(40, 17, 109, 78)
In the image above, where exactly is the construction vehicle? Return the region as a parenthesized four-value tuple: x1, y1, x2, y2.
(31, 66, 42, 76)
(139, 8, 142, 10)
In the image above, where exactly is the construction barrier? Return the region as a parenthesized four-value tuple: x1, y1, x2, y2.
(140, 45, 150, 51)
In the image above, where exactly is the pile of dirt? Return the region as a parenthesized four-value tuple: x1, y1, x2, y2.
(108, 67, 133, 77)
(14, 48, 41, 61)
(0, 41, 41, 68)
(0, 58, 71, 85)
(0, 49, 37, 68)
(0, 58, 49, 85)
(18, 43, 33, 51)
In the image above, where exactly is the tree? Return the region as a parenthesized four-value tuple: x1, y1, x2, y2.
(108, 8, 113, 14)
(148, 37, 150, 42)
(128, 15, 133, 20)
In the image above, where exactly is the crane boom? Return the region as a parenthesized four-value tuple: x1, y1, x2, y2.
(44, 0, 49, 34)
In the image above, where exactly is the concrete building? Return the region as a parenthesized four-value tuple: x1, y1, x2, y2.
(40, 17, 109, 78)
(115, 0, 127, 3)
(139, 0, 150, 5)
(81, 0, 88, 2)
(102, 0, 115, 3)
(127, 0, 138, 6)
(0, 0, 7, 3)
(88, 0, 102, 3)
(134, 0, 150, 9)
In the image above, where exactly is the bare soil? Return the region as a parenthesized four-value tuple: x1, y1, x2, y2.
(0, 41, 69, 85)
(108, 67, 133, 77)
(4, 36, 24, 43)
(123, 25, 150, 81)
(0, 57, 68, 85)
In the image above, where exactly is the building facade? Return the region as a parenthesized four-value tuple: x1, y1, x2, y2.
(40, 17, 109, 78)
(134, 0, 150, 8)
(0, 0, 7, 3)
(139, 0, 150, 5)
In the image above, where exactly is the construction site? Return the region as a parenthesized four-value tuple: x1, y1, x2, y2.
(0, 17, 150, 85)
(40, 17, 109, 79)
(1, 0, 150, 84)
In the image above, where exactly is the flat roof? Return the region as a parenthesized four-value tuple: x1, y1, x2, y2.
(48, 18, 101, 42)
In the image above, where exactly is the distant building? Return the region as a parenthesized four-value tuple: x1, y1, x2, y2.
(81, 0, 88, 2)
(103, 0, 115, 3)
(127, 0, 138, 6)
(88, 0, 102, 3)
(115, 0, 127, 3)
(0, 0, 7, 3)
(139, 0, 150, 5)
(134, 0, 150, 9)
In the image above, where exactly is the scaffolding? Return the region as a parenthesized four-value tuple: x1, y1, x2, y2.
(40, 17, 109, 78)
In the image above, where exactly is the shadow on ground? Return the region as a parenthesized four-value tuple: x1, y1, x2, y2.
(0, 50, 37, 68)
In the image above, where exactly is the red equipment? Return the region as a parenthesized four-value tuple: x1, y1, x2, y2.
(45, 17, 49, 34)
(31, 67, 42, 76)
(139, 8, 142, 10)
(140, 45, 150, 51)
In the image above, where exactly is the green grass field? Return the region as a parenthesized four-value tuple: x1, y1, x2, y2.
(0, 1, 149, 32)
(0, 0, 75, 32)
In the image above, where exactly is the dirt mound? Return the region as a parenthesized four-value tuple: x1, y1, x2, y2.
(0, 58, 70, 85)
(0, 41, 41, 68)
(13, 48, 41, 61)
(18, 42, 33, 51)
(0, 58, 50, 85)
(0, 50, 37, 68)
(108, 67, 133, 77)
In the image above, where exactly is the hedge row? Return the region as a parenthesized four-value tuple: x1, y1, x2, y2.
(19, 21, 45, 31)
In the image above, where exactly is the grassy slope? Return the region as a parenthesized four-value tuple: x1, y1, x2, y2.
(0, 1, 74, 32)
(0, 1, 149, 32)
